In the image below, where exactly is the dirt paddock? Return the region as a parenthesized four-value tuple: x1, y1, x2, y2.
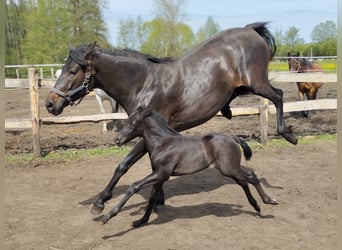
(5, 81, 337, 249)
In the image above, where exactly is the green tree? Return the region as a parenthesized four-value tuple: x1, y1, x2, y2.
(149, 0, 191, 57)
(195, 16, 221, 44)
(7, 0, 109, 64)
(5, 0, 28, 64)
(117, 16, 146, 50)
(140, 18, 194, 57)
(311, 20, 336, 43)
(67, 0, 109, 47)
(283, 26, 304, 52)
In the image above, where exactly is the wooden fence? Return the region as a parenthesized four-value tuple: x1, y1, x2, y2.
(5, 68, 337, 156)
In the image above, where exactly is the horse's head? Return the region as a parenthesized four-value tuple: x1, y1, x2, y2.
(287, 52, 304, 72)
(45, 42, 97, 115)
(115, 105, 151, 146)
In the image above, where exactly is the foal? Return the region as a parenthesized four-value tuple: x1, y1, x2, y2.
(98, 106, 278, 227)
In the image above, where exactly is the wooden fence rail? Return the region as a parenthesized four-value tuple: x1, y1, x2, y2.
(5, 68, 337, 156)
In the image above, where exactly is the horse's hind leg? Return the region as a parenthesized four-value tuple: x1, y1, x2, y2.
(254, 83, 297, 144)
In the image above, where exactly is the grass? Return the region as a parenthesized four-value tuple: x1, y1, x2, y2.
(5, 145, 131, 164)
(5, 134, 336, 164)
(248, 133, 337, 150)
(269, 59, 337, 72)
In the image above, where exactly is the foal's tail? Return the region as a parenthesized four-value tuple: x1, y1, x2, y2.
(233, 136, 252, 161)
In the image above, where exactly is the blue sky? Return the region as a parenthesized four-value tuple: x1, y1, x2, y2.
(102, 0, 337, 45)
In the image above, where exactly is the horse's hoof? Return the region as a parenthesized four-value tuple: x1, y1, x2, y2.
(91, 203, 105, 215)
(269, 198, 279, 205)
(286, 134, 298, 145)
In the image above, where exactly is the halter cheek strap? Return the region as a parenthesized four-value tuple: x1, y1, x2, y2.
(51, 67, 92, 106)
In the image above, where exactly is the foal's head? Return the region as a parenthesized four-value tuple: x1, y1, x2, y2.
(115, 106, 152, 146)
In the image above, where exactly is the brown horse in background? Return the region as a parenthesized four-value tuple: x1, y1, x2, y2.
(288, 52, 323, 118)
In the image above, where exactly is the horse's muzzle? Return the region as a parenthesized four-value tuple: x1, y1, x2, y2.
(45, 93, 68, 116)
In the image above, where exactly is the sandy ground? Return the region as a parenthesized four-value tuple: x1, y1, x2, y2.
(5, 81, 337, 249)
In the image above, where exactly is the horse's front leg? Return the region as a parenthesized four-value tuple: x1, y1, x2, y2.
(91, 139, 147, 214)
(256, 85, 297, 145)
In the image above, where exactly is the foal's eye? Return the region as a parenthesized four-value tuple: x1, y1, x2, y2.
(69, 70, 77, 75)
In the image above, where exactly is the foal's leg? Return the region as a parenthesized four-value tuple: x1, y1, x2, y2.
(92, 140, 148, 214)
(133, 183, 163, 228)
(98, 172, 167, 224)
(244, 170, 278, 205)
(253, 83, 297, 144)
(233, 177, 261, 213)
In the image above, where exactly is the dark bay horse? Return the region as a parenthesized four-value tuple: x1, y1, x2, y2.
(96, 106, 278, 226)
(288, 52, 323, 118)
(45, 22, 296, 214)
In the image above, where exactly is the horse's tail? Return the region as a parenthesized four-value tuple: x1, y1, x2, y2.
(233, 136, 252, 161)
(245, 22, 276, 60)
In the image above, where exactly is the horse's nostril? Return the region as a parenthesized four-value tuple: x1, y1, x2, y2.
(46, 101, 54, 109)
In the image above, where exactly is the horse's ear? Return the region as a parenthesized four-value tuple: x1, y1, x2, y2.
(296, 52, 300, 57)
(287, 52, 290, 57)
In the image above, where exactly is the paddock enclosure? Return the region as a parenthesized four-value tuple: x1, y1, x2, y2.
(5, 77, 337, 249)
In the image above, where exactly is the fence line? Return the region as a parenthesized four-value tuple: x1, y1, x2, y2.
(5, 68, 337, 156)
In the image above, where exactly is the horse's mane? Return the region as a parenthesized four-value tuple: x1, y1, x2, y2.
(96, 47, 174, 64)
(70, 44, 174, 65)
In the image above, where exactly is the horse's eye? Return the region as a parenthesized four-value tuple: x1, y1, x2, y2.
(70, 70, 77, 75)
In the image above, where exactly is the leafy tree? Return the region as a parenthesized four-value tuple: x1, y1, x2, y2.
(149, 0, 191, 57)
(6, 0, 109, 64)
(140, 18, 194, 57)
(311, 20, 336, 43)
(195, 16, 221, 44)
(282, 26, 305, 54)
(5, 0, 28, 64)
(67, 0, 109, 47)
(117, 16, 146, 50)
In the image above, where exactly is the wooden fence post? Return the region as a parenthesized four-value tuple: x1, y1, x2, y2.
(260, 98, 269, 145)
(29, 68, 41, 156)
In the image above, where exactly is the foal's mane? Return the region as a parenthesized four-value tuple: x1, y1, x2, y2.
(143, 109, 179, 135)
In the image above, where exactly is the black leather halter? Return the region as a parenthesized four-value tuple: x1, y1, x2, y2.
(51, 51, 92, 106)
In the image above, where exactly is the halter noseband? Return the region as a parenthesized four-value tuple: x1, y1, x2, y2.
(51, 52, 93, 106)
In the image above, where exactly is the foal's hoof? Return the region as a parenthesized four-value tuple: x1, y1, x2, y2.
(93, 214, 110, 224)
(133, 218, 148, 228)
(91, 203, 105, 215)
